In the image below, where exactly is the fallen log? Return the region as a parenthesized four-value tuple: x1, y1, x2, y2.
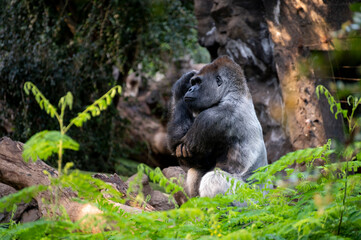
(0, 137, 153, 223)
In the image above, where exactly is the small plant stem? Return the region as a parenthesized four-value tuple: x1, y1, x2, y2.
(58, 138, 63, 176)
(337, 160, 348, 235)
(57, 104, 66, 176)
(338, 105, 356, 235)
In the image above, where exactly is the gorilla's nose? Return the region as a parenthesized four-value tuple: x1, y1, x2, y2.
(188, 86, 195, 92)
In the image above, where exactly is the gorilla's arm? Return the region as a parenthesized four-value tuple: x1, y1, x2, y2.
(168, 99, 194, 152)
(167, 71, 196, 152)
(178, 104, 234, 158)
(178, 99, 267, 177)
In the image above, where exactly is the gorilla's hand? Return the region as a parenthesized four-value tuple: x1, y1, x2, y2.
(172, 70, 197, 101)
(176, 143, 192, 158)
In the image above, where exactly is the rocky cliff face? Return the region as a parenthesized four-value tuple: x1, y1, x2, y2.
(194, 0, 351, 163)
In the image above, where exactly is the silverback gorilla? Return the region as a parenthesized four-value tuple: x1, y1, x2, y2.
(167, 56, 267, 198)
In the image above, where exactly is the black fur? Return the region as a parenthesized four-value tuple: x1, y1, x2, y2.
(167, 56, 267, 197)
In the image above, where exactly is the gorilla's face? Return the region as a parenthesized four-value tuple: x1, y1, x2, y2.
(184, 70, 225, 112)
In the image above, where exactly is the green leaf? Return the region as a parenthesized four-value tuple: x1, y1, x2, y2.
(31, 87, 37, 96)
(106, 95, 112, 105)
(98, 99, 107, 110)
(117, 86, 122, 94)
(316, 85, 348, 120)
(110, 89, 116, 97)
(65, 92, 73, 110)
(35, 94, 41, 103)
(24, 84, 30, 95)
(23, 82, 58, 119)
(68, 85, 122, 128)
(22, 130, 79, 162)
(0, 185, 48, 212)
(39, 100, 44, 109)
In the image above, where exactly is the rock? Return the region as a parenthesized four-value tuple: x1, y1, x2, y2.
(194, 0, 292, 163)
(124, 167, 189, 209)
(0, 180, 41, 223)
(0, 182, 17, 197)
(162, 166, 186, 180)
(126, 173, 152, 195)
(19, 206, 40, 223)
(126, 173, 175, 210)
(194, 0, 348, 162)
(147, 190, 174, 211)
(162, 167, 188, 205)
(93, 173, 128, 195)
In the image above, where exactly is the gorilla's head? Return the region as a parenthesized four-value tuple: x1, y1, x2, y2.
(184, 56, 247, 112)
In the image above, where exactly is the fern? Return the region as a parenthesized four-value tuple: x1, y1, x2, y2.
(24, 82, 59, 119)
(23, 82, 121, 175)
(22, 130, 79, 162)
(316, 85, 361, 235)
(60, 170, 124, 203)
(67, 86, 122, 129)
(316, 85, 348, 120)
(249, 139, 332, 184)
(139, 164, 187, 197)
(0, 185, 48, 212)
(317, 85, 361, 134)
(125, 164, 189, 209)
(3, 84, 361, 239)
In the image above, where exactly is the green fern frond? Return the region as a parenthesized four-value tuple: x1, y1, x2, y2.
(1, 219, 75, 240)
(61, 170, 124, 202)
(249, 140, 332, 183)
(316, 85, 348, 119)
(139, 164, 187, 197)
(23, 82, 59, 119)
(0, 185, 48, 212)
(58, 92, 73, 111)
(68, 86, 122, 128)
(295, 180, 319, 192)
(22, 130, 79, 162)
(325, 160, 361, 173)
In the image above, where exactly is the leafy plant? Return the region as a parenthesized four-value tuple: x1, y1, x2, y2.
(3, 83, 361, 239)
(316, 85, 361, 234)
(22, 82, 122, 175)
(3, 4, 361, 237)
(1, 82, 125, 237)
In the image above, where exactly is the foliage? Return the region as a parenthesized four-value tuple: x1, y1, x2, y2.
(22, 130, 79, 164)
(0, 185, 48, 212)
(2, 4, 361, 240)
(2, 83, 361, 239)
(21, 81, 121, 175)
(249, 139, 333, 184)
(0, 0, 206, 172)
(2, 141, 361, 239)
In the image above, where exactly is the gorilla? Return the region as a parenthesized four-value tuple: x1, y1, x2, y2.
(167, 56, 267, 198)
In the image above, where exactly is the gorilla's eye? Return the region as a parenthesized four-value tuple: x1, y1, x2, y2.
(190, 77, 202, 86)
(216, 75, 223, 86)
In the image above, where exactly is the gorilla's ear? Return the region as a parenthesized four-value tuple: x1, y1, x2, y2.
(216, 75, 223, 87)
